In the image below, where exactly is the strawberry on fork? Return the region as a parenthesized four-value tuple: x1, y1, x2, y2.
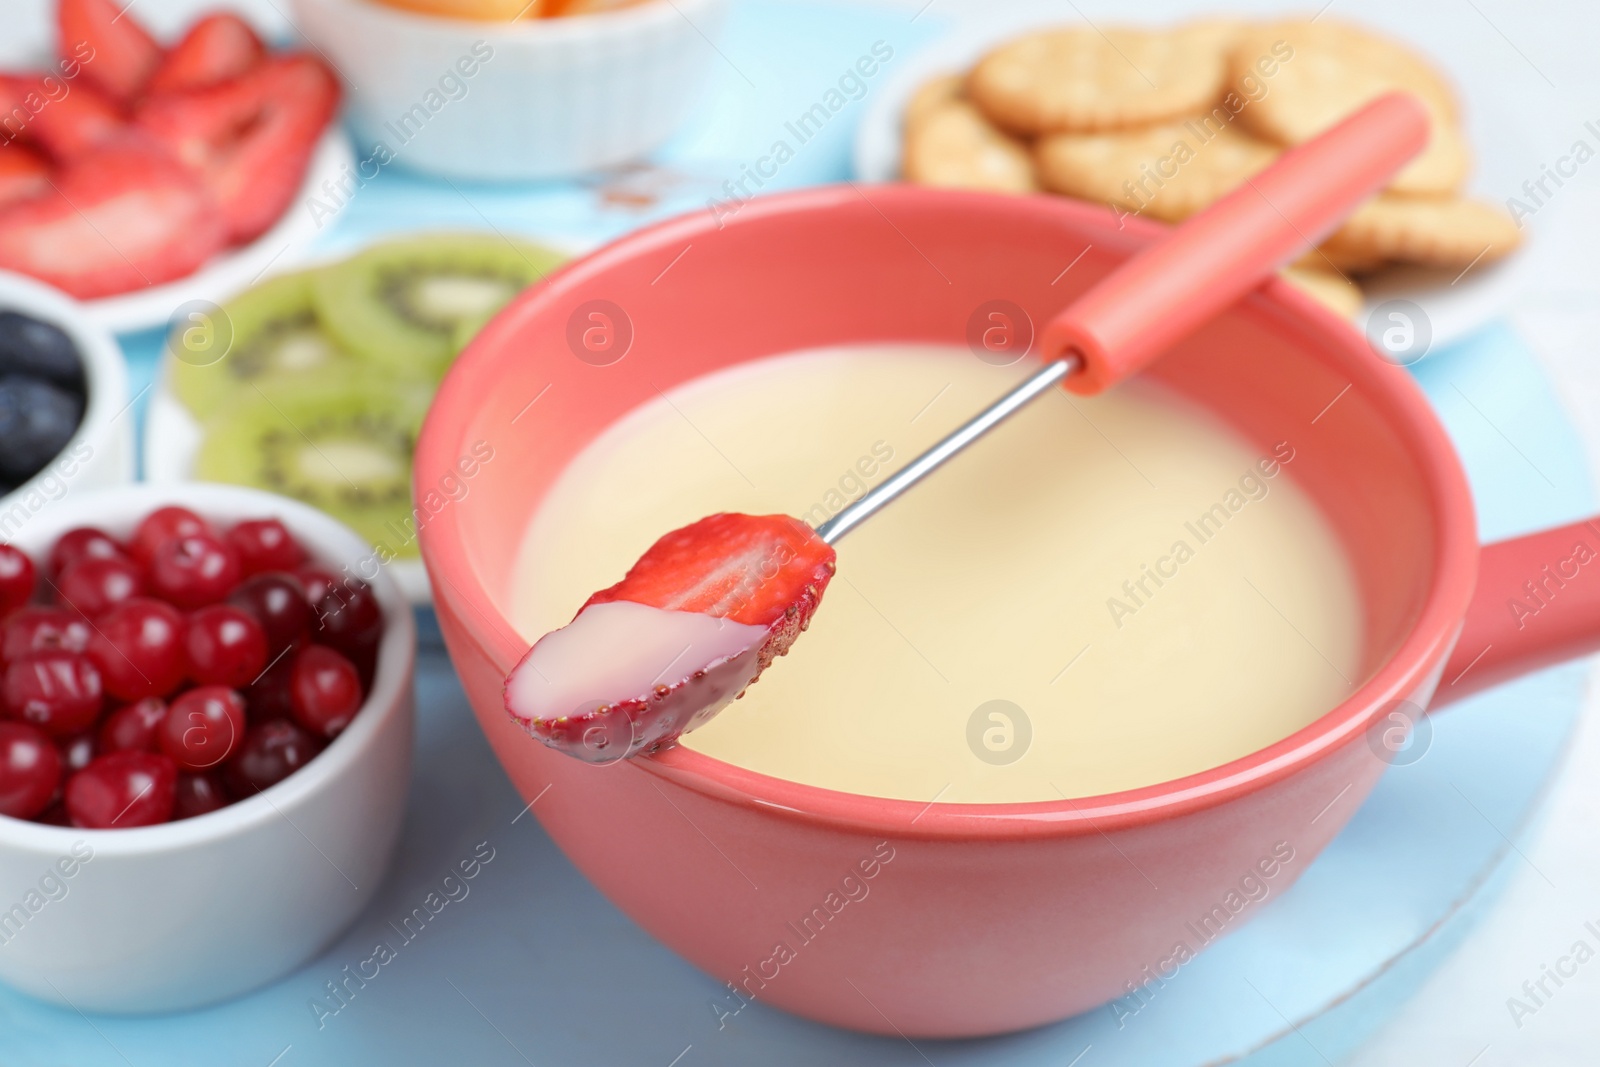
(504, 513, 836, 763)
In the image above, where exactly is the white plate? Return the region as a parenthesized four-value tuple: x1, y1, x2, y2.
(83, 130, 356, 335)
(141, 388, 436, 603)
(852, 16, 1544, 351)
(142, 230, 592, 604)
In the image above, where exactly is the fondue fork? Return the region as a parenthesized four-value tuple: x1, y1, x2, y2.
(815, 357, 1075, 542)
(505, 92, 1431, 763)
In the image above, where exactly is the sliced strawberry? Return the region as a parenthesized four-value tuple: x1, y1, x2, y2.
(136, 54, 339, 243)
(0, 75, 27, 141)
(505, 514, 837, 763)
(0, 144, 50, 209)
(58, 0, 163, 104)
(0, 74, 51, 147)
(145, 13, 265, 96)
(0, 136, 225, 299)
(1, 75, 125, 161)
(585, 512, 836, 655)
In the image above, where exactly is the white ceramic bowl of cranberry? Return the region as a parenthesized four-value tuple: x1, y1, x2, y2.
(0, 483, 415, 1013)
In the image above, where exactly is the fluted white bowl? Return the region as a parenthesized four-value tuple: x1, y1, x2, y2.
(290, 0, 727, 180)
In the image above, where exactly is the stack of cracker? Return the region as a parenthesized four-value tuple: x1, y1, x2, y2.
(901, 19, 1522, 319)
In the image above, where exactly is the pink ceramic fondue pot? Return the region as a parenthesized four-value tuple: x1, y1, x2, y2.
(415, 97, 1600, 1035)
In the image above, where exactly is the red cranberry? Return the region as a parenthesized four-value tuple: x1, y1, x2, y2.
(0, 544, 36, 618)
(130, 506, 211, 565)
(59, 730, 96, 773)
(296, 567, 340, 607)
(227, 519, 306, 577)
(159, 686, 245, 770)
(98, 697, 169, 753)
(184, 604, 267, 688)
(2, 607, 91, 662)
(65, 751, 177, 827)
(36, 801, 71, 825)
(308, 577, 383, 687)
(86, 598, 187, 701)
(149, 533, 241, 609)
(56, 556, 145, 619)
(225, 719, 321, 796)
(0, 721, 61, 819)
(48, 527, 128, 577)
(173, 771, 228, 819)
(243, 651, 296, 721)
(289, 645, 363, 739)
(228, 573, 311, 658)
(3, 653, 103, 737)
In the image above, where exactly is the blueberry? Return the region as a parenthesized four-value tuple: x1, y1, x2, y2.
(0, 375, 83, 482)
(0, 311, 84, 394)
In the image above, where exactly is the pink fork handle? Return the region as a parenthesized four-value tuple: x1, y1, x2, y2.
(1041, 92, 1430, 395)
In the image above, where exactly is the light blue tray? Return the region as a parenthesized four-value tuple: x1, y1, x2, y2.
(3, 2, 1592, 1063)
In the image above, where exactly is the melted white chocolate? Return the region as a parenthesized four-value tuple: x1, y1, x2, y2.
(505, 601, 767, 753)
(510, 346, 1362, 803)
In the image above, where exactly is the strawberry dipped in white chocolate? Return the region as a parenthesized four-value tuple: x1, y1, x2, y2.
(503, 513, 836, 763)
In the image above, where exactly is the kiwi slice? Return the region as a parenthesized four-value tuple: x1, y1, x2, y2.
(194, 375, 432, 559)
(168, 271, 370, 417)
(311, 234, 565, 380)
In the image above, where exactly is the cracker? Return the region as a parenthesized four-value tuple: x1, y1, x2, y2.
(1294, 243, 1386, 275)
(905, 74, 965, 130)
(902, 100, 1037, 195)
(968, 26, 1229, 135)
(1228, 20, 1468, 194)
(1178, 17, 1247, 54)
(1323, 194, 1522, 269)
(1034, 118, 1277, 222)
(1279, 266, 1364, 319)
(1382, 119, 1469, 196)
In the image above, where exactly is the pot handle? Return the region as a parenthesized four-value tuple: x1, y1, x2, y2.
(1433, 518, 1600, 708)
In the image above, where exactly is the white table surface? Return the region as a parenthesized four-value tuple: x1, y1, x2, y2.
(8, 0, 1600, 1062)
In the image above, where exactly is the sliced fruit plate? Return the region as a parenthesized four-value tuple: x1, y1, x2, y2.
(0, 0, 353, 333)
(82, 131, 352, 334)
(143, 231, 578, 603)
(852, 13, 1543, 349)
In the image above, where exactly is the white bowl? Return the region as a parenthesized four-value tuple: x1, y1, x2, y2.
(289, 0, 727, 180)
(0, 483, 416, 1013)
(84, 131, 355, 334)
(0, 271, 133, 531)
